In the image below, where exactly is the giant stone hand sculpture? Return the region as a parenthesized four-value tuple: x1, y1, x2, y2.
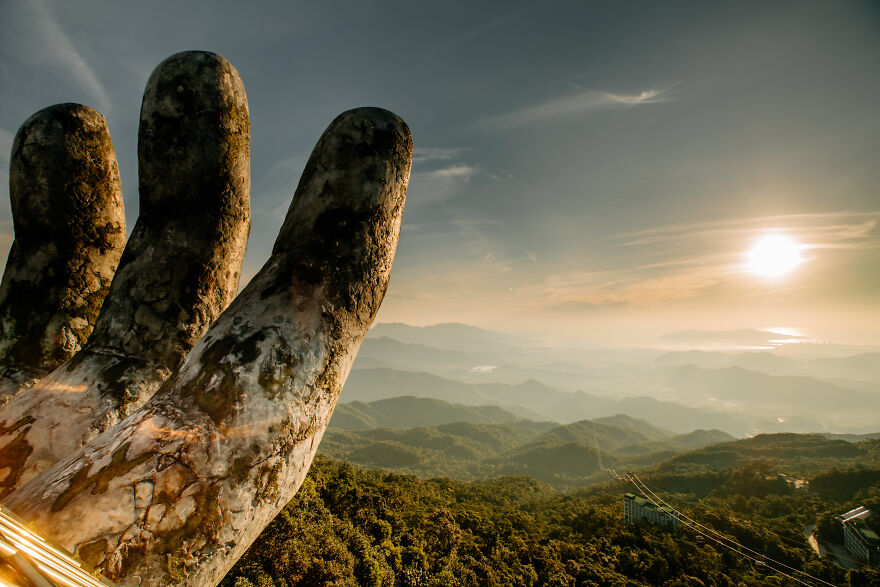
(0, 51, 412, 586)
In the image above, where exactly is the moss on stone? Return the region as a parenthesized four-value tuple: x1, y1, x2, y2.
(152, 481, 224, 556)
(52, 442, 153, 512)
(254, 463, 281, 504)
(76, 537, 108, 569)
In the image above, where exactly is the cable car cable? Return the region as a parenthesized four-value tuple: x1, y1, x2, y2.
(629, 473, 836, 587)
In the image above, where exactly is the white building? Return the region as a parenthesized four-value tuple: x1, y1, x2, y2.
(624, 493, 680, 529)
(839, 506, 880, 566)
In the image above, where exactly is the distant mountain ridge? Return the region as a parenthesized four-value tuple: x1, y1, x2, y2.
(360, 336, 480, 369)
(330, 396, 521, 430)
(657, 349, 880, 383)
(665, 364, 878, 414)
(367, 322, 521, 352)
(659, 328, 806, 346)
(342, 367, 775, 435)
(350, 322, 880, 435)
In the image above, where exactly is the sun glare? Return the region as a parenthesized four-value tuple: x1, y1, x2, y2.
(747, 234, 804, 277)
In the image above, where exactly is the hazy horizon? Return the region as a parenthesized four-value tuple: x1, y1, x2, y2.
(368, 320, 880, 351)
(2, 0, 879, 347)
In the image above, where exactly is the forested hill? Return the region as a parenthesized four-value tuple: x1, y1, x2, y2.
(223, 455, 880, 586)
(322, 411, 737, 490)
(647, 433, 880, 477)
(320, 419, 875, 490)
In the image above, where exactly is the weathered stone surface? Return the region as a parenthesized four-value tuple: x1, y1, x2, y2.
(0, 51, 251, 497)
(89, 50, 251, 366)
(0, 104, 126, 401)
(6, 107, 412, 587)
(134, 481, 154, 510)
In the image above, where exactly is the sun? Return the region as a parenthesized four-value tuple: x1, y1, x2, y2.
(746, 234, 804, 277)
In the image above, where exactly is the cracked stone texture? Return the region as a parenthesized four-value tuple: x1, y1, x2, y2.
(0, 51, 251, 498)
(0, 104, 126, 402)
(6, 106, 412, 587)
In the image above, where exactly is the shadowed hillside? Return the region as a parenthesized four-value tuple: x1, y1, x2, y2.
(319, 415, 743, 489)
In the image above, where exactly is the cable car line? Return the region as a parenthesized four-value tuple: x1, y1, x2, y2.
(640, 477, 817, 556)
(626, 477, 824, 586)
(588, 421, 838, 585)
(628, 473, 836, 587)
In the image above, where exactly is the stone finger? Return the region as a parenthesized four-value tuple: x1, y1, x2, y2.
(0, 104, 126, 402)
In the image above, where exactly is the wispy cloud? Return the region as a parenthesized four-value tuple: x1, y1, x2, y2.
(421, 164, 479, 181)
(408, 141, 486, 211)
(413, 147, 468, 163)
(405, 164, 477, 209)
(525, 245, 740, 311)
(389, 214, 537, 308)
(429, 10, 527, 56)
(253, 153, 308, 198)
(23, 0, 111, 112)
(606, 89, 667, 104)
(548, 271, 723, 311)
(480, 86, 673, 130)
(519, 211, 880, 312)
(449, 13, 519, 48)
(611, 211, 880, 252)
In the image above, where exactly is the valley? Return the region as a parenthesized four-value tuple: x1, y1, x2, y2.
(221, 322, 880, 585)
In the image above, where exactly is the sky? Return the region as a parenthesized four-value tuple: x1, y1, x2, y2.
(1, 0, 879, 347)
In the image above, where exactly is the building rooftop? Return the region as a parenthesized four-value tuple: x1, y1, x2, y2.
(840, 506, 871, 523)
(624, 493, 677, 516)
(850, 519, 880, 547)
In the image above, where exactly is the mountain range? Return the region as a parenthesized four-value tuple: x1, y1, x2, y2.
(339, 367, 859, 435)
(351, 322, 880, 435)
(323, 403, 879, 491)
